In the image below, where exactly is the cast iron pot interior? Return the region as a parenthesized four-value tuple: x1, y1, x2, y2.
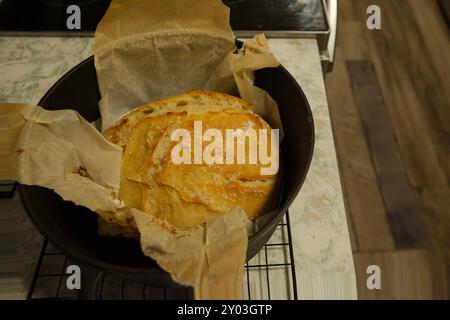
(19, 55, 314, 287)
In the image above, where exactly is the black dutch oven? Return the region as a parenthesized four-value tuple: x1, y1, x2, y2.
(19, 47, 314, 288)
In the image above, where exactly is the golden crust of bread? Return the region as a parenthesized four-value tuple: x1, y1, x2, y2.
(103, 90, 278, 230)
(103, 90, 252, 147)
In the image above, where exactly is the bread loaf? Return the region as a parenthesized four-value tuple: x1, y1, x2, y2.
(103, 91, 279, 230)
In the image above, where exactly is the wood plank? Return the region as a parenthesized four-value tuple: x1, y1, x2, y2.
(327, 0, 450, 298)
(437, 0, 450, 26)
(325, 59, 395, 252)
(354, 250, 448, 299)
(347, 60, 429, 249)
(335, 22, 372, 60)
(410, 0, 450, 114)
(362, 0, 450, 189)
(418, 188, 450, 261)
(338, 0, 366, 23)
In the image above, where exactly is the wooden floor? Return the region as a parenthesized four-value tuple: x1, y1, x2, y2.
(325, 0, 450, 299)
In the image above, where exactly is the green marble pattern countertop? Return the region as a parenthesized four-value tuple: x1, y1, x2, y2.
(0, 36, 357, 299)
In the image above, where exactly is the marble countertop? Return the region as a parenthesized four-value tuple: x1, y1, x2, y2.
(0, 36, 357, 299)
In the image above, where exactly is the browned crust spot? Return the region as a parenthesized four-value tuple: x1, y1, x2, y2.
(176, 100, 188, 106)
(166, 111, 188, 116)
(142, 108, 154, 114)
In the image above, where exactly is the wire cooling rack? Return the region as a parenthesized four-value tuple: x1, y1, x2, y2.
(27, 213, 297, 300)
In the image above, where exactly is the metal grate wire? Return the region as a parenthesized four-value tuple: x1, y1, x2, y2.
(27, 213, 297, 300)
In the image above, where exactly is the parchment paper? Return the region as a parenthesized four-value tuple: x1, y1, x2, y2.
(0, 0, 283, 300)
(0, 103, 122, 214)
(0, 103, 248, 299)
(94, 0, 282, 133)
